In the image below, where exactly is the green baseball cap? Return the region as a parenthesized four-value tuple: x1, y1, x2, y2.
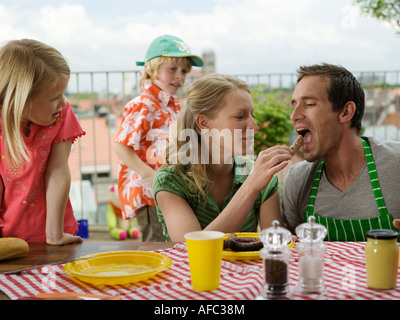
(136, 35, 204, 67)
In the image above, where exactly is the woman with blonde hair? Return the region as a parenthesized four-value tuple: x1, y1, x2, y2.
(153, 74, 292, 241)
(0, 39, 85, 243)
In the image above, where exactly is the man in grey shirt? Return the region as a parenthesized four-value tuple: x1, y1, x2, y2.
(282, 63, 400, 241)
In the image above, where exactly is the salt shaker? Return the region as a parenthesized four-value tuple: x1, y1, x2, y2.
(295, 216, 327, 294)
(259, 220, 292, 299)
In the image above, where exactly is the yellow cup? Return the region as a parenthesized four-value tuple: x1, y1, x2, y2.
(184, 231, 225, 291)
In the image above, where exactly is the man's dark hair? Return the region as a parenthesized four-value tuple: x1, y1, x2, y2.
(297, 63, 365, 133)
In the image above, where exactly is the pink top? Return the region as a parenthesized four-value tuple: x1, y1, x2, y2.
(115, 83, 181, 219)
(0, 102, 85, 242)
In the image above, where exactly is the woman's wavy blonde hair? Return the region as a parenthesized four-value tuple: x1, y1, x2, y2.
(0, 39, 70, 167)
(166, 73, 250, 201)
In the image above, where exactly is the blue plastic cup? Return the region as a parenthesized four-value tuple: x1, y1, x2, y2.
(77, 219, 89, 239)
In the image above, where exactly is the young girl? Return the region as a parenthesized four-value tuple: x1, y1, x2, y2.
(114, 35, 203, 241)
(153, 74, 292, 242)
(0, 39, 85, 244)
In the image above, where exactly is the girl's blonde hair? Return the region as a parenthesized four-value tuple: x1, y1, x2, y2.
(0, 39, 70, 167)
(166, 73, 250, 201)
(139, 56, 193, 87)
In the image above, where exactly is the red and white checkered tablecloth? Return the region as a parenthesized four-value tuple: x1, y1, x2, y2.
(0, 242, 399, 300)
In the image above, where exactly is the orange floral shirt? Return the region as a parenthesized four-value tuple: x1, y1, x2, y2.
(115, 83, 181, 219)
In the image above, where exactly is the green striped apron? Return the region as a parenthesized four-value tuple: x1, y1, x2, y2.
(303, 138, 399, 241)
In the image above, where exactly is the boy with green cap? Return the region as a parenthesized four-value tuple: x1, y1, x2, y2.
(114, 35, 203, 241)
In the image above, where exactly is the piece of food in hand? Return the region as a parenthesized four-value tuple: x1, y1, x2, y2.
(289, 135, 304, 156)
(223, 233, 263, 252)
(0, 237, 29, 261)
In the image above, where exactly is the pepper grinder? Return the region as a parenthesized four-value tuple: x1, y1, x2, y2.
(295, 216, 327, 294)
(259, 220, 292, 299)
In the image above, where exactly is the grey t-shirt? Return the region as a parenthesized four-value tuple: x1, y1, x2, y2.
(282, 136, 400, 230)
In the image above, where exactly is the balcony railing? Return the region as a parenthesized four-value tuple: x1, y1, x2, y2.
(66, 70, 400, 226)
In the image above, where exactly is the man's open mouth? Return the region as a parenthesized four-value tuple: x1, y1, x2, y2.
(297, 128, 309, 137)
(296, 128, 312, 148)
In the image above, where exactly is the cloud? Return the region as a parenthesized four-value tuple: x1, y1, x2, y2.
(0, 0, 399, 74)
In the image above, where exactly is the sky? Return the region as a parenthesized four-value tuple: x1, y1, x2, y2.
(1, 0, 400, 75)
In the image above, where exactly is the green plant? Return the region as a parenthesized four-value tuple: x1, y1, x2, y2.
(251, 87, 294, 154)
(354, 0, 400, 34)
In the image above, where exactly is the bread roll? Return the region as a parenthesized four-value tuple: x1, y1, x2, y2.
(0, 237, 29, 261)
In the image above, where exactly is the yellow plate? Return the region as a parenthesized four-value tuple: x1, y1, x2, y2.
(222, 232, 261, 261)
(222, 232, 295, 261)
(64, 251, 172, 285)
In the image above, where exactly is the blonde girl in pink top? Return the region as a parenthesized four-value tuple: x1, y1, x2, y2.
(0, 39, 85, 244)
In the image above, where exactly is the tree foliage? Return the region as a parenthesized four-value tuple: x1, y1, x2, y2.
(251, 87, 293, 154)
(354, 0, 400, 33)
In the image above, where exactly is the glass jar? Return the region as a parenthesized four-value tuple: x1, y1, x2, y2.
(259, 220, 292, 299)
(365, 229, 399, 290)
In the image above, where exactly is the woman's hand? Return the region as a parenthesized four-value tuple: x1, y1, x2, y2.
(246, 145, 292, 193)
